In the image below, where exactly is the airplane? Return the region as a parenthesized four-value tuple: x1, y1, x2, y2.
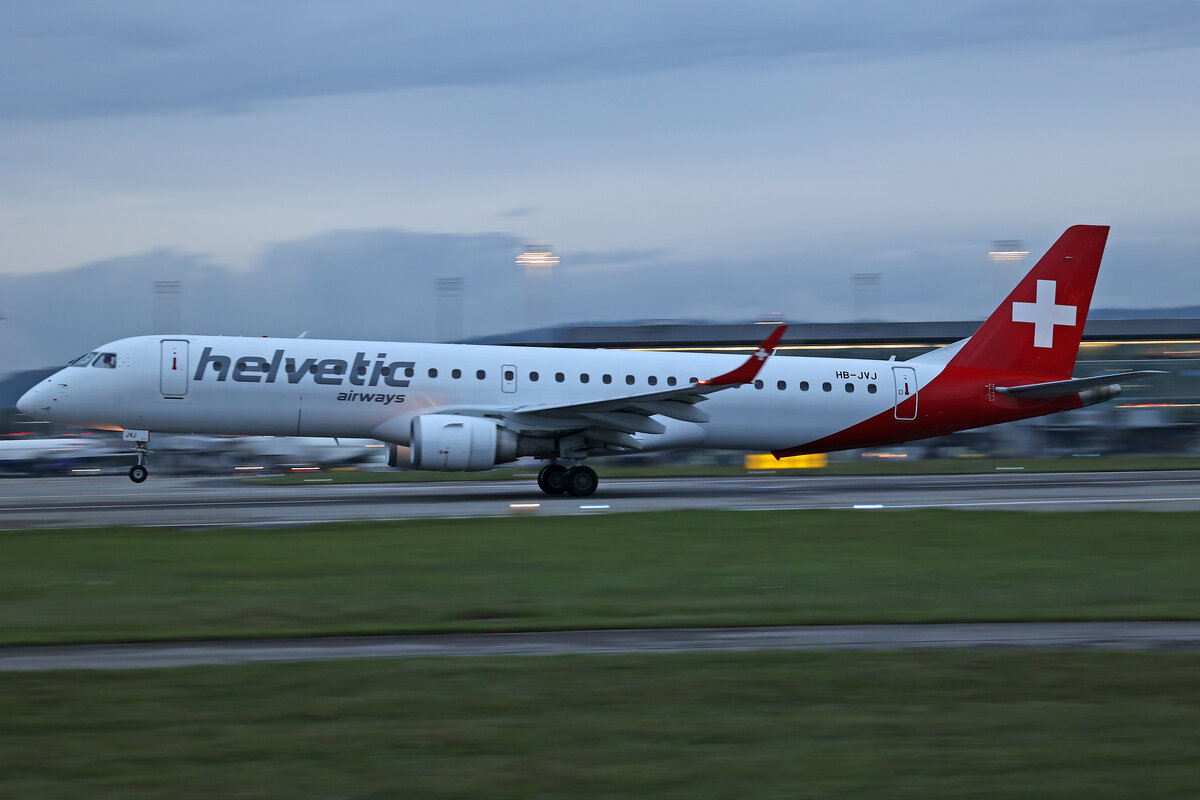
(0, 435, 119, 475)
(17, 225, 1162, 496)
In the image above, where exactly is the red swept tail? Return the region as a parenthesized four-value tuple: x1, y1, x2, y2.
(949, 225, 1109, 379)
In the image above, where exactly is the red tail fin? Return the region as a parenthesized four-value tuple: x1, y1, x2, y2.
(949, 225, 1109, 379)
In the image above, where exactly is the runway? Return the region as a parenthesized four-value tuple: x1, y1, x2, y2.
(4, 622, 1200, 671)
(2, 469, 1199, 529)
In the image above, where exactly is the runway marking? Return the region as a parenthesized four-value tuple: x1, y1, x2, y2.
(4, 622, 1200, 671)
(843, 497, 1200, 510)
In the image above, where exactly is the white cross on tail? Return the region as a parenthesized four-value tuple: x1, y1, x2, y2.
(1011, 279, 1076, 348)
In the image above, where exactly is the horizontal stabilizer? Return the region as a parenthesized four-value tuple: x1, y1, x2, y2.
(997, 370, 1166, 399)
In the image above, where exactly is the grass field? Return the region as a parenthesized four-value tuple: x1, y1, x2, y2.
(249, 454, 1200, 484)
(3, 510, 1199, 645)
(3, 650, 1200, 798)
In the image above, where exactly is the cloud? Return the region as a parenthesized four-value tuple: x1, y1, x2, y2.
(497, 206, 540, 219)
(3, 1, 1197, 120)
(1, 222, 1196, 374)
(0, 228, 525, 371)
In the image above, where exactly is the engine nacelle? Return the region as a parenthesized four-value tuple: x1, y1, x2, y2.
(1079, 384, 1121, 407)
(409, 414, 519, 471)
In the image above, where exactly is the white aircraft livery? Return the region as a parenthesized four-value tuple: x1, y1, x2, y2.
(18, 225, 1160, 496)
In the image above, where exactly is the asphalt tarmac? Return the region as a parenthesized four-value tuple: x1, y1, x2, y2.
(2, 469, 1199, 529)
(4, 622, 1200, 671)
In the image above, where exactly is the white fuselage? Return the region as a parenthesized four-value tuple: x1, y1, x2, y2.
(19, 334, 944, 454)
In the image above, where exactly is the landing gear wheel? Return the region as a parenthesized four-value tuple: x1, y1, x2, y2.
(565, 466, 598, 497)
(129, 464, 148, 483)
(538, 464, 568, 495)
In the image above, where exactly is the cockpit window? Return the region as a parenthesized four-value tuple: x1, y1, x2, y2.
(92, 352, 117, 368)
(68, 352, 97, 367)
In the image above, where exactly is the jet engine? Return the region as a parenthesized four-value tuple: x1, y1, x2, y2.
(407, 414, 521, 471)
(1078, 384, 1121, 407)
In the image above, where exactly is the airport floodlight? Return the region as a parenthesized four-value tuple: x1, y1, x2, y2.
(519, 244, 558, 328)
(853, 272, 882, 322)
(435, 277, 465, 343)
(516, 244, 559, 269)
(152, 280, 182, 334)
(989, 240, 1029, 306)
(988, 241, 1030, 262)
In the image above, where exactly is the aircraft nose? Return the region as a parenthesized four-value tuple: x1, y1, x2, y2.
(17, 382, 51, 417)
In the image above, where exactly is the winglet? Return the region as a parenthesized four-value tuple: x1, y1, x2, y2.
(699, 325, 788, 387)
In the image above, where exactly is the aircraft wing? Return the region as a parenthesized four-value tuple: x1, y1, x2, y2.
(398, 326, 786, 452)
(996, 370, 1166, 399)
(497, 325, 787, 449)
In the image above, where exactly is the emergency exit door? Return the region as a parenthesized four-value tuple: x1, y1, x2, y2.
(160, 339, 189, 397)
(892, 366, 917, 421)
(501, 364, 518, 393)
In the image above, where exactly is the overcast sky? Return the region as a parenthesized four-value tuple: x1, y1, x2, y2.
(2, 1, 1199, 371)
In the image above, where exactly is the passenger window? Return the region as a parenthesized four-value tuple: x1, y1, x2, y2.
(777, 380, 786, 390)
(868, 383, 877, 394)
(451, 368, 462, 379)
(555, 372, 565, 382)
(428, 368, 438, 378)
(310, 364, 319, 374)
(753, 379, 763, 389)
(667, 376, 677, 386)
(602, 374, 612, 384)
(580, 373, 590, 383)
(356, 366, 367, 376)
(69, 352, 97, 367)
(530, 371, 539, 382)
(625, 375, 635, 385)
(476, 370, 486, 380)
(822, 382, 832, 392)
(381, 366, 392, 376)
(404, 367, 414, 378)
(648, 376, 658, 386)
(845, 383, 854, 393)
(504, 369, 515, 381)
(799, 381, 809, 391)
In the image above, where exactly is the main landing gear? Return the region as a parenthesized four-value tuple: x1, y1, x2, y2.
(537, 463, 598, 497)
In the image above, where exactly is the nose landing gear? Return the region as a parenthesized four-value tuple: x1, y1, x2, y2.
(123, 429, 151, 483)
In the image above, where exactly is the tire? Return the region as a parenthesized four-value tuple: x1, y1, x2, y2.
(129, 465, 148, 483)
(564, 466, 598, 497)
(537, 464, 568, 495)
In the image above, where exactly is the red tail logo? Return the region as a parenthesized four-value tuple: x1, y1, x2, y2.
(1011, 279, 1077, 349)
(950, 225, 1109, 379)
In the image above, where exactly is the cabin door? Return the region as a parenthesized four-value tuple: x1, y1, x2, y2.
(892, 366, 918, 421)
(160, 339, 189, 398)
